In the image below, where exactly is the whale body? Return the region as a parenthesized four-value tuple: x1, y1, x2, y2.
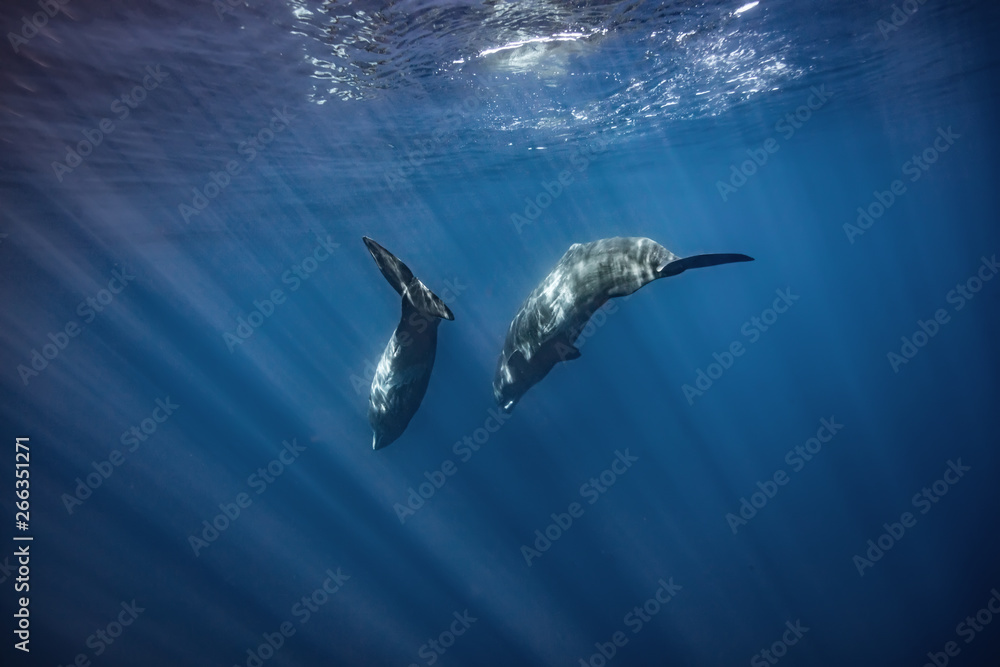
(364, 237, 454, 449)
(493, 237, 753, 413)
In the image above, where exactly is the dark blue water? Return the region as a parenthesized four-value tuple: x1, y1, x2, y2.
(2, 0, 999, 665)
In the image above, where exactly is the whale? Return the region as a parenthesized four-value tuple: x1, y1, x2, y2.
(363, 237, 454, 449)
(493, 237, 753, 413)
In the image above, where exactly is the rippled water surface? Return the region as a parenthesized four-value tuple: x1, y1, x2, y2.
(1, 0, 999, 665)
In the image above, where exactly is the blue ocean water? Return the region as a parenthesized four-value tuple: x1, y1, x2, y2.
(1, 0, 999, 665)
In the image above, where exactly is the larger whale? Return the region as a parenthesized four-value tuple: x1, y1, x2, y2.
(493, 237, 753, 413)
(364, 237, 454, 449)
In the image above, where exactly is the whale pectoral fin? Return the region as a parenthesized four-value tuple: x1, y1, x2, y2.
(541, 337, 581, 363)
(556, 343, 581, 361)
(657, 253, 755, 278)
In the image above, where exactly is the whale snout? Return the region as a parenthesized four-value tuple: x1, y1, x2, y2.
(493, 376, 524, 414)
(492, 375, 518, 414)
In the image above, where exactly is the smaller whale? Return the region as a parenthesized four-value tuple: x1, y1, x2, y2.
(363, 237, 454, 450)
(493, 237, 753, 413)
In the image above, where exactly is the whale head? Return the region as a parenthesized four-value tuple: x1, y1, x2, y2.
(493, 381, 520, 414)
(493, 355, 520, 414)
(494, 347, 538, 414)
(493, 337, 578, 414)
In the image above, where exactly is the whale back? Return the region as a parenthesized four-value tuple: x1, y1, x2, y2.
(555, 237, 675, 300)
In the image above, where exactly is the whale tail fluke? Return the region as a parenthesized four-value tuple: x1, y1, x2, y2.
(406, 281, 455, 320)
(363, 236, 413, 295)
(363, 237, 455, 320)
(657, 253, 755, 278)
